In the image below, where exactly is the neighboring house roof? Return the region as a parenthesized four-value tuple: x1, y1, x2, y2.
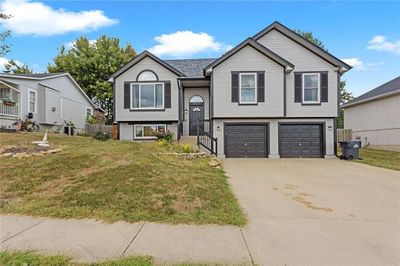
(0, 72, 67, 80)
(165, 58, 216, 78)
(0, 72, 99, 110)
(342, 76, 400, 108)
(252, 21, 352, 71)
(109, 51, 185, 80)
(204, 38, 295, 74)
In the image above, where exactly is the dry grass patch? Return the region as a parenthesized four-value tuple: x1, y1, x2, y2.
(0, 133, 246, 225)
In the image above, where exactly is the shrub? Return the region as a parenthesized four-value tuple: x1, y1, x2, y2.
(93, 131, 110, 141)
(154, 129, 174, 143)
(181, 144, 193, 153)
(86, 115, 97, 124)
(156, 139, 168, 147)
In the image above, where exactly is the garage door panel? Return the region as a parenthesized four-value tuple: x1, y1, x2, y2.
(279, 124, 323, 158)
(225, 124, 268, 158)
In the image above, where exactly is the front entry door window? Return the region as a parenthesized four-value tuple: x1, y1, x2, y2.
(189, 96, 204, 136)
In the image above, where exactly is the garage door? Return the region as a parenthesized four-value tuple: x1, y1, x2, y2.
(225, 124, 268, 158)
(279, 124, 323, 158)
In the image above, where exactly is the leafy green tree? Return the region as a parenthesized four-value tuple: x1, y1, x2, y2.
(295, 29, 353, 128)
(4, 59, 32, 74)
(0, 13, 11, 57)
(48, 36, 136, 122)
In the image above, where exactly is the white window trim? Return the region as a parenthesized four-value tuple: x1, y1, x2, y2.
(302, 73, 320, 104)
(134, 124, 167, 140)
(130, 83, 164, 110)
(28, 89, 37, 114)
(239, 73, 257, 104)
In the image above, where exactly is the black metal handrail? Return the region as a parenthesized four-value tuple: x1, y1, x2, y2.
(196, 121, 217, 156)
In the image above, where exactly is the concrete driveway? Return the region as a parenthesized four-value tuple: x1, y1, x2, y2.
(224, 159, 400, 266)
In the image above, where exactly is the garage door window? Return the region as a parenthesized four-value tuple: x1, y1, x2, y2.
(239, 73, 257, 104)
(303, 73, 320, 103)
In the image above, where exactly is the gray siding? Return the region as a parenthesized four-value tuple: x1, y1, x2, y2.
(344, 94, 400, 145)
(183, 87, 209, 135)
(0, 75, 93, 131)
(212, 45, 284, 118)
(257, 29, 339, 117)
(115, 56, 179, 122)
(213, 118, 335, 158)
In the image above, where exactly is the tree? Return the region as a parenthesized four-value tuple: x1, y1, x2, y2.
(48, 36, 136, 123)
(0, 13, 11, 57)
(4, 59, 33, 74)
(295, 29, 353, 128)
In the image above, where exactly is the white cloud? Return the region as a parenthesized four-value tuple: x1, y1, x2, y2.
(342, 58, 365, 70)
(0, 57, 22, 71)
(64, 39, 96, 49)
(0, 0, 118, 36)
(148, 31, 232, 57)
(341, 58, 385, 71)
(367, 35, 400, 55)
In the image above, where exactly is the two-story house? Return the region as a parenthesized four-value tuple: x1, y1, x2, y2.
(109, 21, 351, 158)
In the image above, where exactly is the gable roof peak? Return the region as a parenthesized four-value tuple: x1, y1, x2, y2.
(253, 21, 352, 71)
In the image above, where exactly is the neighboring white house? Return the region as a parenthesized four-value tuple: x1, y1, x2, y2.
(0, 73, 97, 133)
(342, 76, 400, 150)
(109, 21, 352, 158)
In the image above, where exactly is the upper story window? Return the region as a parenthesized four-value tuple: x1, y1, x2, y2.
(29, 90, 36, 113)
(303, 73, 320, 103)
(137, 70, 158, 81)
(239, 73, 257, 104)
(131, 83, 164, 109)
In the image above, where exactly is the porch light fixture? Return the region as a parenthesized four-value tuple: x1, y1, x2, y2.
(217, 126, 221, 131)
(328, 126, 333, 130)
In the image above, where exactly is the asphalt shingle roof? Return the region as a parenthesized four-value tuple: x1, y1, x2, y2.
(165, 58, 216, 77)
(344, 76, 400, 106)
(7, 73, 66, 78)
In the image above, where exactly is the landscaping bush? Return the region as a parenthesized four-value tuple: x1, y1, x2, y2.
(154, 129, 174, 143)
(156, 139, 168, 147)
(181, 143, 193, 153)
(93, 131, 111, 141)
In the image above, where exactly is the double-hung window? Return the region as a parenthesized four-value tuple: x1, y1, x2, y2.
(29, 90, 36, 113)
(131, 83, 164, 109)
(134, 124, 166, 139)
(239, 73, 257, 104)
(302, 73, 320, 103)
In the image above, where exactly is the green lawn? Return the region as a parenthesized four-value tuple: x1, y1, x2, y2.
(0, 133, 246, 225)
(357, 148, 400, 171)
(0, 251, 152, 266)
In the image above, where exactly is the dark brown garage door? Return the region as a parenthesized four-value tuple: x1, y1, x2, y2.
(279, 124, 323, 158)
(225, 124, 268, 158)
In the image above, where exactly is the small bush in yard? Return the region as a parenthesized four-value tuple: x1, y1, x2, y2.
(156, 139, 168, 147)
(93, 131, 110, 141)
(181, 143, 193, 153)
(154, 129, 174, 143)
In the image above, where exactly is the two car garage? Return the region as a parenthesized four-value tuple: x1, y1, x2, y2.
(224, 123, 324, 158)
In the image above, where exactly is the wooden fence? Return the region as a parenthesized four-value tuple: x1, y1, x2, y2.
(337, 129, 352, 142)
(85, 124, 113, 136)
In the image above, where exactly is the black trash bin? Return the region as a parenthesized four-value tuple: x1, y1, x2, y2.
(339, 140, 362, 160)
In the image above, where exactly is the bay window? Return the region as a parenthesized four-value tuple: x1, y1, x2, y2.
(131, 83, 164, 109)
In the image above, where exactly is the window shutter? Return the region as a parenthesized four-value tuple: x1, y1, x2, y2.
(231, 73, 239, 102)
(124, 83, 130, 109)
(294, 73, 302, 103)
(164, 81, 171, 108)
(257, 72, 265, 102)
(321, 73, 328, 102)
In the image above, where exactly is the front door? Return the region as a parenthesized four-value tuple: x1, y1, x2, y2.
(189, 103, 204, 136)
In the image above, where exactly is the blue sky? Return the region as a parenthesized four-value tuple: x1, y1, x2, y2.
(1, 0, 399, 97)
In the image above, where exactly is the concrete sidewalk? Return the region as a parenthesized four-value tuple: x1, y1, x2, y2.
(0, 215, 252, 264)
